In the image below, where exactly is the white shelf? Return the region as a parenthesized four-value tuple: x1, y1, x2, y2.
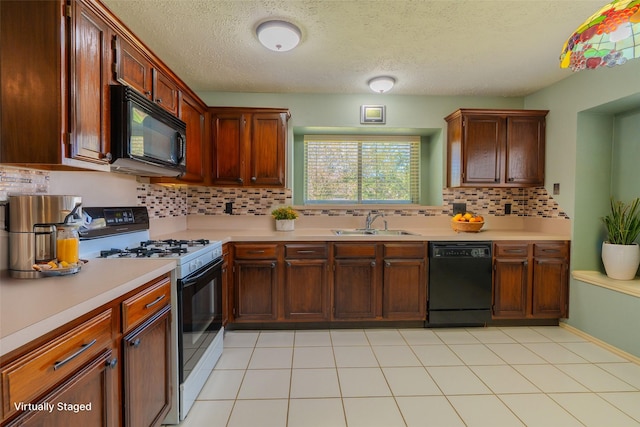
(572, 270, 640, 298)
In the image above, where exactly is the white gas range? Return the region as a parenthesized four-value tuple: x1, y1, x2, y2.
(80, 207, 224, 424)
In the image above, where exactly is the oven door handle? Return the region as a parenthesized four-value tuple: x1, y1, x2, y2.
(180, 258, 223, 289)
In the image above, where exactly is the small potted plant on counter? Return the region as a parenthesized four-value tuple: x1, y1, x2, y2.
(601, 197, 640, 280)
(271, 206, 299, 231)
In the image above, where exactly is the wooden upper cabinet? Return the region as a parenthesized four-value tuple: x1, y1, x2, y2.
(505, 115, 546, 185)
(250, 112, 287, 186)
(210, 108, 290, 187)
(114, 35, 153, 98)
(70, 0, 113, 164)
(462, 115, 503, 185)
(153, 69, 179, 115)
(445, 109, 548, 187)
(211, 112, 247, 185)
(114, 35, 179, 115)
(177, 93, 207, 182)
(0, 0, 110, 170)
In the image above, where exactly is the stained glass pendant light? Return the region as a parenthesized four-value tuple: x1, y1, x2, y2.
(560, 0, 640, 71)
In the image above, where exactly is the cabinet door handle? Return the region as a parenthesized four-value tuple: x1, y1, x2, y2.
(106, 358, 118, 369)
(130, 338, 141, 349)
(144, 91, 151, 96)
(371, 261, 376, 267)
(286, 261, 291, 267)
(145, 294, 166, 309)
(251, 176, 257, 182)
(53, 339, 97, 371)
(271, 262, 276, 268)
(156, 98, 163, 104)
(237, 178, 244, 184)
(385, 261, 391, 267)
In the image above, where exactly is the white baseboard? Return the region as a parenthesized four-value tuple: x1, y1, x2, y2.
(560, 323, 640, 365)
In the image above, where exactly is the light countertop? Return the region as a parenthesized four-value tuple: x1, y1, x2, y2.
(0, 258, 176, 357)
(155, 227, 571, 244)
(1, 214, 570, 357)
(155, 214, 571, 243)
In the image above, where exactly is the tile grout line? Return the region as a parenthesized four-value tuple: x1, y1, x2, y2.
(210, 328, 640, 427)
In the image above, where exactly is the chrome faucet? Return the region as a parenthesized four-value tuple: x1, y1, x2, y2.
(365, 212, 387, 230)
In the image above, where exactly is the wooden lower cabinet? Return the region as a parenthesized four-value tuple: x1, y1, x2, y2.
(229, 241, 430, 323)
(382, 243, 427, 320)
(492, 241, 569, 319)
(5, 350, 118, 427)
(532, 243, 570, 318)
(493, 256, 528, 318)
(122, 305, 171, 427)
(333, 258, 379, 319)
(284, 259, 329, 320)
(492, 242, 529, 318)
(0, 273, 173, 427)
(227, 240, 566, 325)
(233, 257, 278, 321)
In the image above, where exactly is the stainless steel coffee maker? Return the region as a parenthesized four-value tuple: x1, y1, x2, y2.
(7, 195, 82, 278)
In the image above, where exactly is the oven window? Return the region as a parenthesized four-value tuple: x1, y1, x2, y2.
(179, 261, 222, 382)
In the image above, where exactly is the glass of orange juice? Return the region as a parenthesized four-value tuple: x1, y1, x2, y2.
(56, 225, 80, 264)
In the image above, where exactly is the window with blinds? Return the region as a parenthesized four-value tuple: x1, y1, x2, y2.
(304, 135, 420, 204)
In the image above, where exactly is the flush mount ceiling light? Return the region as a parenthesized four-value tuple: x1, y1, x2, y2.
(256, 20, 301, 52)
(560, 0, 640, 71)
(368, 76, 396, 93)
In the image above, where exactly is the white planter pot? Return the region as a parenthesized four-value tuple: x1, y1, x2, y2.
(275, 219, 295, 231)
(601, 242, 640, 280)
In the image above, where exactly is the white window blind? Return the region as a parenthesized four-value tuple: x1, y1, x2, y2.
(304, 135, 420, 204)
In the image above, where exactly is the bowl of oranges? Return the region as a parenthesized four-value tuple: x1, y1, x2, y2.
(451, 212, 485, 232)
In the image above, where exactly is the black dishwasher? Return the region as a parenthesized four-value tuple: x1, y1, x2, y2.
(427, 242, 492, 326)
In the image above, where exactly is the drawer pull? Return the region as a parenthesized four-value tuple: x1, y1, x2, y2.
(247, 250, 265, 254)
(144, 294, 166, 309)
(53, 339, 97, 371)
(505, 249, 525, 253)
(296, 250, 316, 254)
(543, 249, 560, 253)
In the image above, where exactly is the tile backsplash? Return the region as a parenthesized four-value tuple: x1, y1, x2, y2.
(0, 166, 569, 219)
(0, 168, 49, 200)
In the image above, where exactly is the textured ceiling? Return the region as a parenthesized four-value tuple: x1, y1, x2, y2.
(101, 0, 606, 97)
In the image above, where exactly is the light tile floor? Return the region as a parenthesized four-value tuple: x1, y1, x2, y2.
(178, 327, 640, 427)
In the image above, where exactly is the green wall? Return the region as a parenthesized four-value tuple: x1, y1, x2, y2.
(199, 62, 640, 356)
(525, 60, 640, 357)
(612, 108, 640, 203)
(198, 92, 523, 205)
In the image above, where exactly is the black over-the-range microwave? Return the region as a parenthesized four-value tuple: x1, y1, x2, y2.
(110, 85, 186, 177)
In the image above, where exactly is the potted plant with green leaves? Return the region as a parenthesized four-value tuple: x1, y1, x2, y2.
(601, 197, 640, 280)
(271, 206, 299, 231)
